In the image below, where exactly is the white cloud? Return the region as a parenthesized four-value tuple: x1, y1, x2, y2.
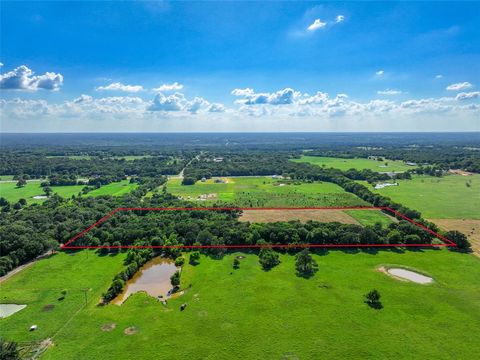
(186, 97, 209, 114)
(307, 19, 327, 31)
(0, 63, 3, 67)
(446, 82, 473, 91)
(377, 89, 403, 95)
(375, 70, 384, 76)
(0, 65, 63, 91)
(152, 82, 184, 92)
(72, 94, 93, 103)
(148, 92, 186, 111)
(208, 103, 226, 113)
(231, 88, 255, 96)
(435, 74, 443, 79)
(95, 82, 144, 93)
(147, 92, 222, 114)
(335, 15, 345, 23)
(2, 86, 478, 132)
(233, 88, 301, 105)
(456, 91, 480, 101)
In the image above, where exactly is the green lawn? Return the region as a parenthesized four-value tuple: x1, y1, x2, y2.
(1, 250, 479, 359)
(0, 175, 15, 181)
(293, 156, 414, 172)
(344, 210, 394, 227)
(0, 252, 126, 355)
(370, 175, 480, 219)
(86, 180, 138, 197)
(167, 177, 368, 207)
(46, 155, 92, 160)
(0, 180, 138, 204)
(0, 182, 86, 204)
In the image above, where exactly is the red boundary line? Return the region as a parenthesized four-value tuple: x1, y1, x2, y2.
(60, 206, 456, 249)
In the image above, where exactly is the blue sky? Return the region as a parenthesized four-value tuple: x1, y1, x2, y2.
(1, 1, 479, 132)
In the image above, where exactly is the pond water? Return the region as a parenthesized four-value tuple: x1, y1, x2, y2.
(0, 304, 27, 318)
(387, 268, 433, 284)
(112, 257, 179, 305)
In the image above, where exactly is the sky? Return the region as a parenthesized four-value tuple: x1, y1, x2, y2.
(1, 1, 479, 132)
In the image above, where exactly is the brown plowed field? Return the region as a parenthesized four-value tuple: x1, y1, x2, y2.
(239, 209, 360, 224)
(430, 219, 480, 256)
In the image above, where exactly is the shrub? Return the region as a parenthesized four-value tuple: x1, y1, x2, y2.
(170, 271, 181, 287)
(364, 289, 382, 309)
(175, 257, 185, 266)
(258, 248, 280, 270)
(189, 252, 200, 265)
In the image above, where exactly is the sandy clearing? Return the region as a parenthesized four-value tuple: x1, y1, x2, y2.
(429, 218, 480, 257)
(387, 268, 433, 284)
(239, 209, 360, 224)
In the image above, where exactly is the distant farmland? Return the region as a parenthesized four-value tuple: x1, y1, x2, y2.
(166, 177, 368, 208)
(370, 174, 480, 219)
(292, 155, 414, 172)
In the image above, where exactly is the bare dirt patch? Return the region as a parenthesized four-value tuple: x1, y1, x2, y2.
(42, 304, 55, 312)
(448, 169, 474, 176)
(123, 326, 138, 335)
(239, 209, 360, 224)
(430, 219, 480, 256)
(101, 323, 116, 332)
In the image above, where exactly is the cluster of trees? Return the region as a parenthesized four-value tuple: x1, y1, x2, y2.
(0, 176, 168, 276)
(0, 146, 472, 278)
(44, 174, 80, 186)
(184, 152, 293, 179)
(102, 249, 154, 302)
(0, 151, 189, 178)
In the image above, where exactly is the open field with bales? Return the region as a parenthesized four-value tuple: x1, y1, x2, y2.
(293, 156, 414, 172)
(238, 208, 394, 226)
(239, 209, 360, 224)
(430, 219, 480, 256)
(166, 177, 368, 208)
(369, 175, 480, 219)
(1, 250, 479, 359)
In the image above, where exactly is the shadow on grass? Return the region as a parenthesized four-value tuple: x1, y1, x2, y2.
(365, 301, 383, 310)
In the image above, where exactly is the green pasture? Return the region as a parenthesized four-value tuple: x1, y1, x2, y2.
(370, 175, 480, 219)
(0, 182, 85, 204)
(167, 177, 368, 207)
(0, 175, 15, 181)
(344, 210, 394, 227)
(86, 180, 138, 197)
(1, 250, 479, 359)
(293, 156, 414, 172)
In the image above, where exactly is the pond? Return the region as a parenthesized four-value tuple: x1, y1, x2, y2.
(387, 268, 433, 284)
(0, 304, 27, 318)
(112, 257, 179, 305)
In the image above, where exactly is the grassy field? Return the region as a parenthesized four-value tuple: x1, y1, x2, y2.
(86, 180, 138, 197)
(1, 250, 479, 359)
(370, 175, 480, 219)
(0, 175, 15, 181)
(293, 156, 414, 172)
(0, 180, 138, 203)
(46, 155, 92, 160)
(0, 182, 86, 204)
(167, 177, 368, 207)
(111, 155, 153, 161)
(0, 252, 126, 354)
(344, 209, 395, 227)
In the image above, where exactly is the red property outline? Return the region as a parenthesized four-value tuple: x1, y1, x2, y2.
(61, 206, 456, 249)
